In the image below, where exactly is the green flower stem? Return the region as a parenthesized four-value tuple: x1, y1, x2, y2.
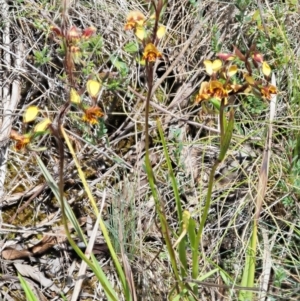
(192, 104, 234, 295)
(144, 61, 181, 293)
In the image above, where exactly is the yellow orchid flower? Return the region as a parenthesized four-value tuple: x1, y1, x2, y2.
(143, 43, 162, 62)
(261, 85, 277, 100)
(82, 106, 104, 125)
(208, 80, 228, 100)
(196, 80, 229, 103)
(124, 11, 146, 30)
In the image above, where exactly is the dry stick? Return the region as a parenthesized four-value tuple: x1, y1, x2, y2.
(71, 191, 106, 301)
(256, 0, 271, 40)
(1, 183, 45, 207)
(8, 183, 47, 224)
(259, 226, 273, 301)
(255, 74, 277, 300)
(0, 44, 55, 84)
(151, 21, 203, 95)
(127, 86, 220, 134)
(255, 73, 277, 221)
(128, 86, 264, 140)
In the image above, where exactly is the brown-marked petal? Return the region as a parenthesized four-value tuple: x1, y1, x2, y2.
(252, 52, 264, 63)
(82, 27, 96, 39)
(209, 80, 228, 100)
(217, 53, 235, 61)
(261, 85, 277, 100)
(10, 130, 23, 141)
(195, 81, 210, 103)
(143, 43, 162, 62)
(124, 11, 146, 30)
(82, 106, 104, 125)
(15, 134, 31, 151)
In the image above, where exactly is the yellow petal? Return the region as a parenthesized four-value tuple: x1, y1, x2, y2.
(203, 60, 213, 75)
(212, 59, 222, 72)
(86, 80, 101, 98)
(23, 106, 39, 123)
(244, 74, 255, 85)
(34, 118, 51, 132)
(210, 80, 223, 89)
(135, 26, 146, 40)
(227, 65, 238, 77)
(156, 26, 166, 39)
(70, 88, 81, 104)
(262, 61, 271, 77)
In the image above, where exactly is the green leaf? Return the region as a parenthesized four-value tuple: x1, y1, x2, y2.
(124, 42, 139, 53)
(110, 55, 128, 76)
(34, 118, 51, 133)
(219, 108, 234, 161)
(18, 273, 39, 301)
(209, 97, 221, 111)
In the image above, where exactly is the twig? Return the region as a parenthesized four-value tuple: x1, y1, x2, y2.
(8, 184, 47, 224)
(71, 191, 105, 301)
(255, 73, 277, 220)
(152, 21, 203, 95)
(259, 226, 273, 301)
(256, 0, 271, 40)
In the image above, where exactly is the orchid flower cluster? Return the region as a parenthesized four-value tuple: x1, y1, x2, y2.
(51, 25, 96, 64)
(124, 1, 166, 63)
(50, 25, 104, 125)
(10, 106, 51, 151)
(10, 78, 104, 151)
(196, 45, 277, 107)
(10, 25, 104, 151)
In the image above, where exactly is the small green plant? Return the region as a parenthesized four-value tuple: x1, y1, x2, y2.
(33, 46, 51, 66)
(211, 25, 221, 53)
(274, 266, 287, 287)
